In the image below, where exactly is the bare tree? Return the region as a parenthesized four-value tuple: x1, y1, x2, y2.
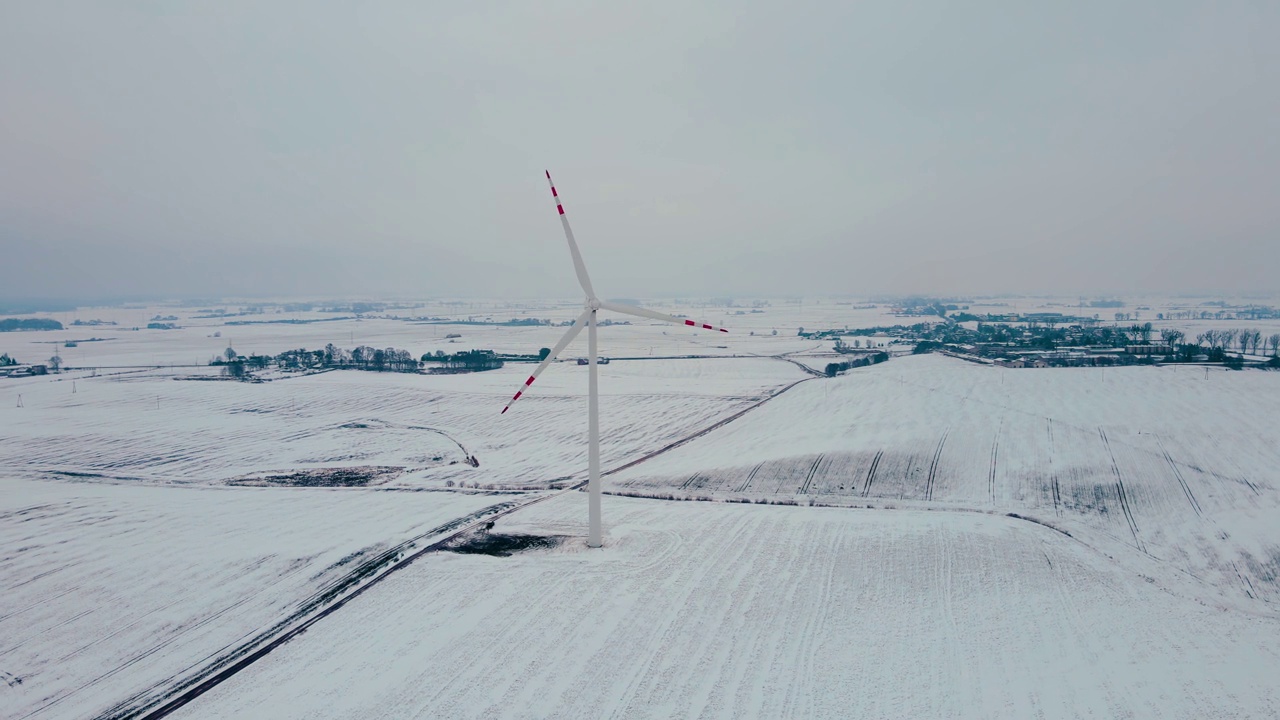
(1161, 328, 1184, 347)
(1268, 333, 1280, 357)
(1248, 330, 1262, 355)
(1220, 329, 1236, 351)
(1235, 330, 1251, 354)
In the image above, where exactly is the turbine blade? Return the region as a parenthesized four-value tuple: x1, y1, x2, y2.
(598, 301, 729, 333)
(546, 171, 595, 298)
(501, 309, 591, 414)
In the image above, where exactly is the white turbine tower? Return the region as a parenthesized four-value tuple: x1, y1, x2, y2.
(502, 171, 729, 548)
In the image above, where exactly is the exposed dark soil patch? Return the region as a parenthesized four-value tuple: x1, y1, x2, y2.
(228, 466, 404, 487)
(440, 529, 569, 557)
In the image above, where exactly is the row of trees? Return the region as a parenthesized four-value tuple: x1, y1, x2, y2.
(213, 343, 514, 377)
(423, 349, 505, 373)
(0, 318, 63, 332)
(0, 353, 16, 366)
(215, 343, 422, 376)
(1193, 329, 1280, 356)
(825, 352, 889, 377)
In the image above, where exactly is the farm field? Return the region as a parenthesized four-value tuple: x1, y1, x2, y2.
(171, 493, 1280, 720)
(0, 357, 803, 490)
(7, 0, 1280, 713)
(0, 479, 503, 720)
(2, 299, 1280, 718)
(610, 354, 1280, 609)
(0, 328, 805, 719)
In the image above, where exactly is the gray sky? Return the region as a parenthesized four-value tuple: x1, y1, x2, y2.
(2, 1, 1278, 301)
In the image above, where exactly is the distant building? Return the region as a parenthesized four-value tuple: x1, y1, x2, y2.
(4, 365, 47, 377)
(1124, 344, 1173, 355)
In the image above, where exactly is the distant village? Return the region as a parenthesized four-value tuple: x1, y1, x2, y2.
(807, 299, 1280, 370)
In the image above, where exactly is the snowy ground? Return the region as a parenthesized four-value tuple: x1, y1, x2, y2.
(171, 494, 1280, 720)
(611, 354, 1280, 609)
(3, 298, 1280, 718)
(0, 478, 503, 720)
(0, 326, 804, 719)
(0, 357, 802, 490)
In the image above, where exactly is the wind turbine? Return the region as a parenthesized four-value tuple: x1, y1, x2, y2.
(501, 171, 729, 548)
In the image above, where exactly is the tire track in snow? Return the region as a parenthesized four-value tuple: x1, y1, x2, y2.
(936, 526, 967, 706)
(799, 455, 824, 495)
(0, 585, 81, 624)
(0, 607, 95, 659)
(737, 463, 764, 493)
(1098, 428, 1146, 554)
(862, 450, 883, 497)
(1041, 539, 1100, 665)
(604, 515, 757, 717)
(1231, 561, 1257, 599)
(111, 502, 522, 720)
(602, 373, 818, 481)
(925, 429, 950, 501)
(1156, 436, 1202, 517)
(1047, 419, 1061, 517)
(28, 557, 300, 720)
(779, 525, 838, 717)
(989, 419, 1003, 506)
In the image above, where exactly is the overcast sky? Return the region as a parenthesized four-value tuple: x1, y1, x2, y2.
(2, 1, 1278, 302)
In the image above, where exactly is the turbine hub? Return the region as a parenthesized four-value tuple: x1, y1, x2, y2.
(586, 297, 600, 311)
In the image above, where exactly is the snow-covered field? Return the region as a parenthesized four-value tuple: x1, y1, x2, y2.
(0, 357, 802, 490)
(1, 312, 806, 719)
(172, 494, 1280, 719)
(3, 298, 1280, 719)
(612, 354, 1280, 609)
(0, 479, 503, 719)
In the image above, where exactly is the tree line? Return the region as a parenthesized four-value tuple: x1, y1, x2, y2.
(1191, 329, 1279, 356)
(211, 343, 509, 377)
(826, 352, 889, 377)
(0, 318, 63, 332)
(421, 349, 505, 373)
(214, 343, 423, 376)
